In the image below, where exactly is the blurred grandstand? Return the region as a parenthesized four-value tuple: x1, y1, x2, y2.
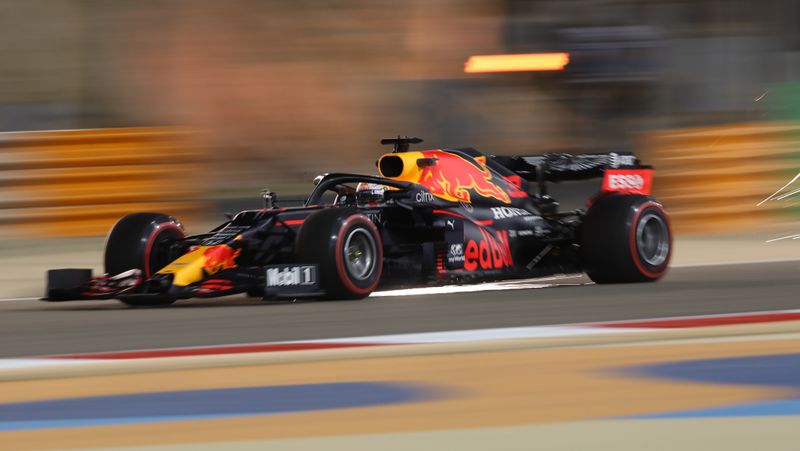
(2, 0, 800, 235)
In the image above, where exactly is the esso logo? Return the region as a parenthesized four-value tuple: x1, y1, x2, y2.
(602, 169, 652, 195)
(607, 174, 644, 190)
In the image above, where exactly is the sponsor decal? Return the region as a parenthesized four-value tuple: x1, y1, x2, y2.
(602, 169, 653, 195)
(491, 206, 532, 219)
(464, 229, 513, 272)
(446, 243, 465, 267)
(364, 210, 382, 225)
(202, 245, 241, 274)
(609, 153, 637, 168)
(415, 190, 435, 203)
(608, 174, 644, 190)
(156, 244, 241, 287)
(266, 265, 317, 287)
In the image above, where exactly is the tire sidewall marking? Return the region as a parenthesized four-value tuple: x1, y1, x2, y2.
(143, 222, 185, 278)
(334, 214, 382, 295)
(628, 201, 671, 279)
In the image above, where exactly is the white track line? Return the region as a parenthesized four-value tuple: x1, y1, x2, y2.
(0, 358, 103, 369)
(372, 283, 555, 298)
(0, 297, 40, 303)
(671, 257, 800, 268)
(372, 274, 588, 298)
(292, 325, 650, 344)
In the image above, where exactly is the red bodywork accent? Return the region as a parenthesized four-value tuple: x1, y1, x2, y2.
(436, 252, 446, 275)
(433, 209, 466, 219)
(502, 175, 528, 198)
(198, 278, 234, 292)
(503, 174, 523, 189)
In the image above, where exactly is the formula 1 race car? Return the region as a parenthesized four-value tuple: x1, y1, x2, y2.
(44, 137, 671, 306)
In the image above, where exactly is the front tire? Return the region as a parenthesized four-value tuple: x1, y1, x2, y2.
(104, 213, 185, 306)
(296, 209, 383, 299)
(581, 195, 671, 284)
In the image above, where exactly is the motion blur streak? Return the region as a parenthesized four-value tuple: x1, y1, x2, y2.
(463, 53, 570, 73)
(2, 1, 800, 449)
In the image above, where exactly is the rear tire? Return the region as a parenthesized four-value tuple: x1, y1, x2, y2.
(104, 213, 185, 306)
(581, 195, 671, 284)
(296, 209, 383, 300)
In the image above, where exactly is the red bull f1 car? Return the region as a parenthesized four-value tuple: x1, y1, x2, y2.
(44, 137, 672, 306)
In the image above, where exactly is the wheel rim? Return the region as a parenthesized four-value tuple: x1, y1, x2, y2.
(147, 227, 184, 276)
(635, 211, 669, 267)
(343, 227, 377, 281)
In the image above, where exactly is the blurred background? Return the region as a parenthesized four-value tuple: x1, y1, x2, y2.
(2, 0, 800, 236)
(3, 3, 800, 450)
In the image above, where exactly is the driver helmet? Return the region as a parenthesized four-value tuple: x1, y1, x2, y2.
(356, 182, 387, 205)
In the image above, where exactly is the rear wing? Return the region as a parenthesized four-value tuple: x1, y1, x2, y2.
(491, 152, 653, 196)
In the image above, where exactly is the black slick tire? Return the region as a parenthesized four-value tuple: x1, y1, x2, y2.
(104, 213, 185, 306)
(296, 209, 383, 300)
(581, 194, 672, 284)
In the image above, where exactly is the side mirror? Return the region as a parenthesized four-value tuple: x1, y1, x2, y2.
(261, 189, 277, 209)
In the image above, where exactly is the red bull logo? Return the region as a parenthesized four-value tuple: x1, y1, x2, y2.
(155, 244, 241, 287)
(418, 151, 512, 204)
(464, 229, 513, 271)
(202, 245, 241, 274)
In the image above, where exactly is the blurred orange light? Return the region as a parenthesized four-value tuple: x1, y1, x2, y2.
(464, 53, 570, 73)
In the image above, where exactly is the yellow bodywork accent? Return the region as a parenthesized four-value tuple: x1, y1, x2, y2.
(155, 245, 240, 287)
(377, 149, 512, 204)
(377, 151, 427, 182)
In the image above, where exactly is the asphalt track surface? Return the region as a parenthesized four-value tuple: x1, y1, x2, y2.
(0, 261, 799, 358)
